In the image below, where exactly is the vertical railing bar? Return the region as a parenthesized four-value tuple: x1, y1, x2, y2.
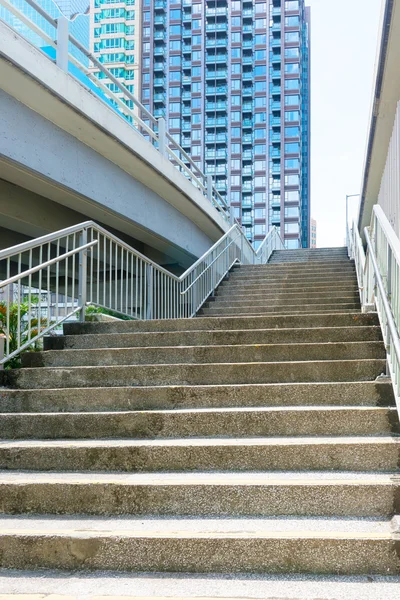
(27, 248, 32, 342)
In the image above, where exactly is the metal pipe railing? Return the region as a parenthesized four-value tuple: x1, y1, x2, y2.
(0, 221, 285, 366)
(348, 204, 400, 419)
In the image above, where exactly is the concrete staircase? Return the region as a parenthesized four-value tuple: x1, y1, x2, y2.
(0, 246, 399, 578)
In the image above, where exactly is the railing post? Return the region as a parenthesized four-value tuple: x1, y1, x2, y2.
(158, 118, 167, 157)
(78, 229, 88, 322)
(207, 175, 213, 205)
(56, 16, 69, 73)
(0, 334, 4, 370)
(146, 264, 153, 319)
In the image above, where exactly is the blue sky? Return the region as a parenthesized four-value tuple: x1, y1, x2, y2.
(306, 0, 382, 247)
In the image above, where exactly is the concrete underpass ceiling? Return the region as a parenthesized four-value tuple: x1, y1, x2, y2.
(0, 159, 197, 269)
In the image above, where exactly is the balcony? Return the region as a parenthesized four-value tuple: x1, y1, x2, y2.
(242, 72, 253, 80)
(154, 31, 166, 40)
(206, 69, 228, 80)
(206, 38, 227, 48)
(153, 93, 166, 102)
(271, 117, 281, 126)
(205, 150, 227, 159)
(206, 85, 228, 95)
(242, 134, 252, 143)
(242, 166, 253, 175)
(243, 24, 253, 33)
(271, 38, 281, 47)
(206, 102, 227, 111)
(154, 62, 164, 71)
(206, 7, 227, 16)
(243, 8, 253, 16)
(271, 53, 282, 63)
(154, 47, 165, 56)
(206, 117, 228, 127)
(182, 121, 191, 131)
(182, 106, 191, 116)
(242, 150, 252, 159)
(206, 133, 227, 143)
(206, 22, 227, 32)
(154, 0, 165, 9)
(154, 16, 166, 25)
(183, 44, 192, 53)
(182, 90, 191, 100)
(271, 101, 281, 110)
(242, 86, 253, 96)
(242, 119, 252, 128)
(154, 77, 165, 86)
(243, 39, 253, 48)
(206, 54, 228, 64)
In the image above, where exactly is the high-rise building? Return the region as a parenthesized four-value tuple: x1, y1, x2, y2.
(310, 217, 316, 248)
(0, 0, 90, 64)
(90, 0, 311, 249)
(90, 0, 141, 111)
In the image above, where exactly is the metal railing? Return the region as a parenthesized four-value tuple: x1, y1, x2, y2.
(0, 221, 284, 367)
(348, 204, 400, 417)
(0, 0, 229, 219)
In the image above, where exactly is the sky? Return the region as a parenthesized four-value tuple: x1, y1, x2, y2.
(306, 0, 382, 247)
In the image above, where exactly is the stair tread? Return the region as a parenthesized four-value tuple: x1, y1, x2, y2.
(1, 436, 398, 448)
(0, 470, 396, 484)
(0, 515, 392, 538)
(2, 406, 394, 416)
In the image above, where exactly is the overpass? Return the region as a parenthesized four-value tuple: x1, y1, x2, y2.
(0, 5, 230, 271)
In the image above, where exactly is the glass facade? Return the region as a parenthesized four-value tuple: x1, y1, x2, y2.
(90, 0, 140, 110)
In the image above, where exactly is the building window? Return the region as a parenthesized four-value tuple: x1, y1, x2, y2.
(255, 34, 267, 45)
(170, 25, 181, 35)
(285, 63, 299, 74)
(255, 81, 267, 92)
(285, 174, 300, 186)
(285, 95, 300, 106)
(255, 97, 267, 108)
(285, 16, 300, 27)
(285, 47, 299, 59)
(285, 79, 300, 90)
(285, 142, 300, 154)
(285, 110, 300, 122)
(285, 31, 300, 43)
(255, 49, 267, 60)
(285, 222, 300, 234)
(285, 190, 300, 202)
(254, 113, 267, 124)
(254, 208, 266, 218)
(285, 158, 300, 169)
(285, 126, 300, 137)
(169, 102, 181, 112)
(170, 56, 181, 67)
(169, 87, 180, 97)
(169, 118, 181, 128)
(285, 206, 300, 218)
(170, 9, 181, 19)
(285, 0, 300, 9)
(254, 128, 266, 139)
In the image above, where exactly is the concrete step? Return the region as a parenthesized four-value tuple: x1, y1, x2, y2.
(3, 359, 387, 389)
(1, 407, 396, 440)
(229, 267, 356, 279)
(0, 471, 397, 517)
(223, 274, 357, 285)
(2, 572, 400, 599)
(217, 280, 359, 293)
(233, 260, 353, 271)
(201, 305, 360, 316)
(44, 326, 383, 351)
(0, 381, 394, 412)
(209, 296, 360, 308)
(23, 342, 385, 369)
(0, 436, 399, 472)
(215, 286, 360, 299)
(62, 312, 379, 335)
(0, 515, 397, 574)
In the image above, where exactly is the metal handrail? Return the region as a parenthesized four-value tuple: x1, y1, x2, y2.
(348, 204, 400, 419)
(0, 0, 227, 220)
(0, 221, 285, 366)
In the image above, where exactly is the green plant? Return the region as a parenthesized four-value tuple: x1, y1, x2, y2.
(85, 304, 133, 321)
(0, 299, 49, 369)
